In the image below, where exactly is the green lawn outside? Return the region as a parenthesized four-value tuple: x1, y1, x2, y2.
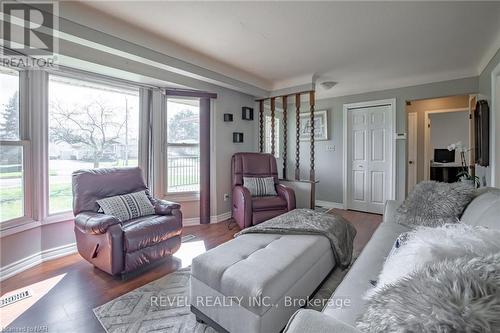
(49, 183, 73, 214)
(167, 168, 198, 187)
(1, 170, 199, 221)
(0, 185, 23, 222)
(0, 183, 74, 221)
(0, 170, 58, 179)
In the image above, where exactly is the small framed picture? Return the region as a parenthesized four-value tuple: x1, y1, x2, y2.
(299, 110, 328, 141)
(242, 107, 254, 120)
(233, 132, 244, 143)
(223, 113, 233, 122)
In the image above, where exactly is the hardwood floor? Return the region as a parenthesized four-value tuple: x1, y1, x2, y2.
(1, 211, 381, 333)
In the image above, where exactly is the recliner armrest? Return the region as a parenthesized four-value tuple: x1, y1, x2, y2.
(74, 211, 121, 235)
(233, 185, 252, 204)
(284, 309, 360, 333)
(232, 185, 253, 229)
(276, 184, 296, 210)
(151, 198, 181, 216)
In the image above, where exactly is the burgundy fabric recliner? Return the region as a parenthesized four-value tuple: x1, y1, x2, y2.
(231, 152, 296, 229)
(72, 167, 182, 276)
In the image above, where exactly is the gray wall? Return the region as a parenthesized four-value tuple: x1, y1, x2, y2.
(286, 77, 478, 204)
(212, 89, 256, 216)
(478, 47, 500, 186)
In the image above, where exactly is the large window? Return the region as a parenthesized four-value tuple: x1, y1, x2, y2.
(0, 67, 25, 223)
(48, 75, 139, 214)
(166, 97, 200, 193)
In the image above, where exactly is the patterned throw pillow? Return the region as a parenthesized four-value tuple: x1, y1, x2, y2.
(96, 190, 155, 222)
(243, 177, 277, 197)
(394, 181, 475, 228)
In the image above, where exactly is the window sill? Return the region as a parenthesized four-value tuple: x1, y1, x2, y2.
(163, 192, 200, 202)
(0, 218, 41, 238)
(44, 211, 75, 225)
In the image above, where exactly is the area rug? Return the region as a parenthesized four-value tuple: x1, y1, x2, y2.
(93, 259, 357, 332)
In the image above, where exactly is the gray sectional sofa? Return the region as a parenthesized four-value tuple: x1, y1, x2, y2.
(284, 187, 500, 332)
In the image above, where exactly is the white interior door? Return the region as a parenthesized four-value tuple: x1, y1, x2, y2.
(407, 112, 417, 193)
(347, 105, 392, 214)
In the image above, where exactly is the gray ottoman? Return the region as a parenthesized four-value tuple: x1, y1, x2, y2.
(190, 233, 335, 333)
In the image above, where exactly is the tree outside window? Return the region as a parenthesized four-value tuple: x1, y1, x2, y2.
(48, 75, 139, 214)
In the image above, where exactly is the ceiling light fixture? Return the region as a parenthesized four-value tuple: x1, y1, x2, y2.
(320, 81, 337, 90)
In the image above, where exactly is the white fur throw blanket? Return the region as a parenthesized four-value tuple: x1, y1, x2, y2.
(366, 223, 500, 298)
(358, 252, 500, 332)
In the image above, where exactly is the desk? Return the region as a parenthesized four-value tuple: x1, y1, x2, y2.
(430, 163, 463, 183)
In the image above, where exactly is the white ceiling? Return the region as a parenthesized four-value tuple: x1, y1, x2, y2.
(80, 1, 500, 97)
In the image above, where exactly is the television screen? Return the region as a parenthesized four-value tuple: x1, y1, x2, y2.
(434, 149, 455, 163)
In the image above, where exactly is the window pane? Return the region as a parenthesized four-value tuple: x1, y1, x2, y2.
(166, 98, 200, 193)
(167, 98, 199, 144)
(0, 145, 24, 222)
(48, 75, 140, 214)
(167, 146, 200, 193)
(0, 68, 20, 140)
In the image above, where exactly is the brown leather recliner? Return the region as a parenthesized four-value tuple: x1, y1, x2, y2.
(231, 153, 296, 229)
(72, 167, 182, 276)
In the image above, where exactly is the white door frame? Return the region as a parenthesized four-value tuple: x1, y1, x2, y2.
(491, 62, 500, 187)
(407, 112, 418, 193)
(423, 107, 469, 180)
(343, 98, 396, 210)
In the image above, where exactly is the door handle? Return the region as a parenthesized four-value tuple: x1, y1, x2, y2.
(409, 161, 414, 164)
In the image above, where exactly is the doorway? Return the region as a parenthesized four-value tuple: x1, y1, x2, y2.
(406, 95, 475, 194)
(343, 99, 396, 214)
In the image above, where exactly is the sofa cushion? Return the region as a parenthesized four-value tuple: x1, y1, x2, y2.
(322, 221, 410, 326)
(252, 196, 287, 211)
(122, 214, 182, 252)
(460, 188, 500, 229)
(284, 309, 359, 333)
(192, 233, 333, 316)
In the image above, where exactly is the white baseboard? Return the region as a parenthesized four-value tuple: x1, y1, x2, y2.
(182, 211, 232, 226)
(316, 200, 345, 210)
(0, 243, 77, 282)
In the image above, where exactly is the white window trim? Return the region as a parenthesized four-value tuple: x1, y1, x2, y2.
(44, 71, 144, 220)
(163, 96, 201, 200)
(0, 68, 35, 233)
